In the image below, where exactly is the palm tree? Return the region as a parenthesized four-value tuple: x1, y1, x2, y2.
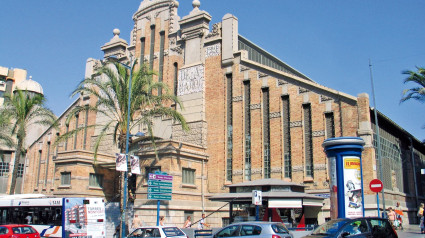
(59, 60, 188, 237)
(401, 66, 425, 103)
(0, 90, 56, 194)
(61, 60, 188, 157)
(0, 110, 15, 149)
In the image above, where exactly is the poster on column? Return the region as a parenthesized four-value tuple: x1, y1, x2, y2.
(328, 156, 338, 219)
(343, 156, 363, 218)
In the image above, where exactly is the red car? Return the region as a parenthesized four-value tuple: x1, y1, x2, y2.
(0, 225, 40, 238)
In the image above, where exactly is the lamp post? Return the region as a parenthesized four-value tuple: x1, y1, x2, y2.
(110, 55, 136, 238)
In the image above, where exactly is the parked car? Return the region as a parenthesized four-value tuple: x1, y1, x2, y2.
(0, 224, 40, 238)
(129, 226, 188, 238)
(212, 221, 293, 238)
(302, 217, 397, 238)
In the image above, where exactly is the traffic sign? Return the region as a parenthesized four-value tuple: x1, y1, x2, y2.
(149, 173, 173, 181)
(148, 187, 172, 193)
(148, 180, 172, 187)
(369, 179, 383, 193)
(148, 193, 172, 200)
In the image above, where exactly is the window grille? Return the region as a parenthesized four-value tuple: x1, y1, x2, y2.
(61, 172, 71, 185)
(83, 106, 89, 149)
(73, 114, 79, 150)
(149, 25, 155, 70)
(182, 168, 195, 184)
(36, 150, 42, 187)
(282, 95, 291, 178)
(325, 112, 335, 138)
(303, 104, 313, 177)
(244, 80, 251, 180)
(44, 142, 51, 185)
(226, 74, 233, 181)
(158, 31, 165, 96)
(0, 162, 9, 176)
(140, 37, 146, 64)
(263, 88, 270, 178)
(89, 173, 103, 188)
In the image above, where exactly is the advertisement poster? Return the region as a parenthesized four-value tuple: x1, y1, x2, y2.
(343, 156, 363, 218)
(328, 156, 338, 219)
(116, 153, 127, 171)
(64, 198, 106, 238)
(130, 155, 141, 174)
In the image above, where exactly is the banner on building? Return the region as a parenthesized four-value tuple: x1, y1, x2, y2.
(130, 155, 141, 175)
(343, 156, 363, 218)
(116, 153, 127, 171)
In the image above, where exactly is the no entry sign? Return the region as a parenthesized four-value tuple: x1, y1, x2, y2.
(369, 179, 383, 193)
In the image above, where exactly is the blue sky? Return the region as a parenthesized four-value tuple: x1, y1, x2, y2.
(1, 0, 425, 141)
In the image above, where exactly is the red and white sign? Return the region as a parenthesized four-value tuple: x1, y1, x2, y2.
(369, 179, 383, 193)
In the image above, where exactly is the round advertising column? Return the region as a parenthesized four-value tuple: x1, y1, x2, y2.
(322, 137, 365, 219)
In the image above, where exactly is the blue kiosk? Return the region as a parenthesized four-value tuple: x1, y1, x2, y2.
(322, 137, 365, 219)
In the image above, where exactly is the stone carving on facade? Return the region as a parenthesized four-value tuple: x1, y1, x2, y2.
(270, 112, 281, 119)
(299, 87, 309, 94)
(163, 49, 169, 56)
(271, 167, 282, 173)
(320, 95, 333, 102)
(314, 163, 327, 171)
(232, 96, 242, 102)
(206, 23, 221, 38)
(177, 64, 205, 96)
(232, 170, 243, 176)
(290, 121, 302, 128)
(292, 165, 304, 172)
(240, 66, 249, 72)
(250, 104, 261, 110)
(205, 43, 221, 58)
(251, 168, 262, 175)
(154, 52, 159, 59)
(312, 130, 325, 137)
(278, 79, 288, 85)
(323, 181, 329, 187)
(170, 46, 183, 55)
(258, 72, 268, 78)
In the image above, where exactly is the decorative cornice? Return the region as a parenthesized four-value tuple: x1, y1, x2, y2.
(251, 168, 262, 174)
(271, 167, 282, 173)
(240, 66, 250, 72)
(292, 165, 304, 172)
(312, 130, 325, 137)
(320, 95, 333, 102)
(270, 112, 281, 119)
(232, 96, 243, 102)
(250, 104, 261, 110)
(290, 121, 302, 128)
(299, 87, 309, 94)
(278, 79, 288, 85)
(232, 170, 243, 176)
(206, 23, 221, 38)
(259, 72, 268, 78)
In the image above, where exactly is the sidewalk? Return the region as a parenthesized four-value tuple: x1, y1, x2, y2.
(400, 223, 421, 232)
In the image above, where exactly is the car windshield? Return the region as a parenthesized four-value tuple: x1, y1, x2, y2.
(271, 224, 290, 234)
(311, 219, 348, 235)
(162, 227, 185, 237)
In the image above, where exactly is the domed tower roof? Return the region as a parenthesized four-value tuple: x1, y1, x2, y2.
(13, 76, 43, 95)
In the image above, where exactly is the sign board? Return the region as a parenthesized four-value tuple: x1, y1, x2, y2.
(252, 190, 262, 205)
(369, 179, 383, 193)
(343, 156, 363, 218)
(148, 187, 172, 194)
(148, 180, 172, 187)
(149, 173, 173, 181)
(148, 194, 172, 200)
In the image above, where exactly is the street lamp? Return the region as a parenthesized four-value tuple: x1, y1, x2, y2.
(109, 54, 137, 238)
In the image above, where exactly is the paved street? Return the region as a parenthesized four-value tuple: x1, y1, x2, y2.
(396, 224, 424, 238)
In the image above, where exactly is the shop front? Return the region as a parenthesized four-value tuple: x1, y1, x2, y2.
(209, 179, 324, 228)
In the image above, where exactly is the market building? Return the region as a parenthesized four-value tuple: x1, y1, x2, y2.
(22, 0, 425, 232)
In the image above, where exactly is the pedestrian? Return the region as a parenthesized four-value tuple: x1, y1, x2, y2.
(113, 225, 120, 238)
(395, 202, 403, 230)
(24, 213, 32, 224)
(183, 216, 192, 228)
(159, 216, 165, 226)
(419, 203, 425, 234)
(197, 214, 210, 230)
(387, 207, 396, 227)
(131, 214, 142, 233)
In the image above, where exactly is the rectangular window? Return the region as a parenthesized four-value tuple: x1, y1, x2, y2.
(83, 106, 89, 149)
(182, 168, 195, 185)
(282, 95, 291, 178)
(325, 112, 335, 138)
(36, 150, 42, 187)
(44, 142, 51, 186)
(303, 104, 313, 177)
(65, 125, 69, 151)
(140, 37, 146, 65)
(149, 25, 155, 70)
(226, 74, 233, 181)
(244, 80, 251, 181)
(73, 114, 79, 150)
(158, 31, 165, 96)
(263, 88, 270, 178)
(61, 172, 71, 185)
(89, 173, 103, 188)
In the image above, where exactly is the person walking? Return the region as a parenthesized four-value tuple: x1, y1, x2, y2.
(387, 207, 396, 227)
(197, 214, 210, 230)
(419, 203, 425, 234)
(183, 216, 192, 228)
(159, 216, 166, 226)
(131, 215, 142, 233)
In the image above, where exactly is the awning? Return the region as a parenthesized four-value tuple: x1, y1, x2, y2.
(269, 198, 302, 208)
(303, 198, 324, 207)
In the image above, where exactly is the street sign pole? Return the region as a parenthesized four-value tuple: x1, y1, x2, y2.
(157, 200, 160, 226)
(369, 179, 383, 218)
(376, 193, 380, 218)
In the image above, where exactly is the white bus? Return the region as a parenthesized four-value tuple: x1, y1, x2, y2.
(0, 195, 106, 238)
